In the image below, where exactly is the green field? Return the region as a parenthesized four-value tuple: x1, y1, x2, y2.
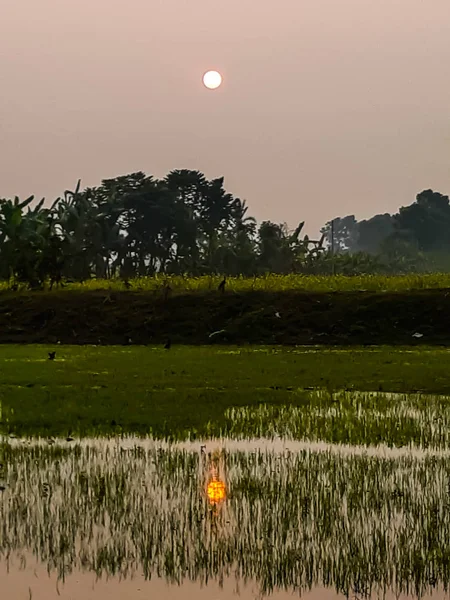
(2, 344, 450, 440)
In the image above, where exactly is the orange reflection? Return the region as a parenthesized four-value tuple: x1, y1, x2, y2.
(203, 448, 227, 507)
(206, 478, 226, 505)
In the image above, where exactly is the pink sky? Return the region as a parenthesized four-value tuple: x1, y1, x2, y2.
(1, 0, 449, 235)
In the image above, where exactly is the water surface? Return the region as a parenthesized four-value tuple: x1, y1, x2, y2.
(2, 436, 450, 598)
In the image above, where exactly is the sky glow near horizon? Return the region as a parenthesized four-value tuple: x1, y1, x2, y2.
(1, 0, 449, 234)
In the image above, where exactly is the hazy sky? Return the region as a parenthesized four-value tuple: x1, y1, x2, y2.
(1, 0, 449, 235)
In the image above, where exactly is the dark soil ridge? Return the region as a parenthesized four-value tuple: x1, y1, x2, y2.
(1, 288, 450, 346)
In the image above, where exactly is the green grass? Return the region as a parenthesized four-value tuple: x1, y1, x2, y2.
(5, 272, 450, 294)
(2, 344, 450, 439)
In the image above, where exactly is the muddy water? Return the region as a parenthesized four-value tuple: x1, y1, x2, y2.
(1, 559, 296, 600)
(3, 560, 447, 600)
(2, 438, 450, 598)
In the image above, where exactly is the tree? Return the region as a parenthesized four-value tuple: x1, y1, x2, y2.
(257, 221, 294, 273)
(218, 198, 257, 275)
(200, 177, 235, 272)
(3, 172, 450, 282)
(393, 189, 450, 252)
(321, 215, 359, 253)
(357, 214, 394, 254)
(164, 170, 207, 272)
(0, 195, 58, 286)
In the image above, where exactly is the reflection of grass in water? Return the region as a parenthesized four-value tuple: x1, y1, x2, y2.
(224, 391, 450, 450)
(2, 442, 450, 597)
(3, 345, 450, 439)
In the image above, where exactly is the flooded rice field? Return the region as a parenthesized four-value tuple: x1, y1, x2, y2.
(3, 391, 450, 599)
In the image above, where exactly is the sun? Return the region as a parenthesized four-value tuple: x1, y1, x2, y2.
(203, 70, 223, 90)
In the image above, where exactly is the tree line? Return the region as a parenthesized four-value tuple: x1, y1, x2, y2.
(1, 170, 448, 287)
(321, 189, 450, 272)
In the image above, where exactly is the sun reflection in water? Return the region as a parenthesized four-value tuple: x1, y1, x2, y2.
(206, 478, 226, 505)
(205, 449, 227, 505)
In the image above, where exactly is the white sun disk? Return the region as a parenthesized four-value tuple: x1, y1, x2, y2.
(203, 70, 222, 90)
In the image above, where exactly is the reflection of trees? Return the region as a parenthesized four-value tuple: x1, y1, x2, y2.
(0, 441, 448, 598)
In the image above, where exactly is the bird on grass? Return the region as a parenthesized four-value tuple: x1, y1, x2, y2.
(124, 279, 132, 290)
(48, 351, 56, 361)
(218, 277, 226, 294)
(164, 338, 171, 350)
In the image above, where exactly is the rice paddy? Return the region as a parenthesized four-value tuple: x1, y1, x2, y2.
(2, 438, 450, 598)
(2, 344, 450, 598)
(2, 344, 450, 438)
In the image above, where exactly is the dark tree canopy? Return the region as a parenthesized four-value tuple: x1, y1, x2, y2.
(1, 174, 449, 287)
(393, 190, 450, 252)
(0, 170, 327, 286)
(357, 214, 394, 254)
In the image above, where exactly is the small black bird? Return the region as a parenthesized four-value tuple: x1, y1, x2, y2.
(218, 277, 226, 294)
(48, 351, 56, 361)
(124, 279, 132, 290)
(164, 338, 171, 350)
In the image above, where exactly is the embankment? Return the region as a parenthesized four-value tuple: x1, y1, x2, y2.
(0, 288, 449, 345)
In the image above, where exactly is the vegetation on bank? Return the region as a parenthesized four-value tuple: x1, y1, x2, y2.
(0, 286, 449, 347)
(2, 344, 450, 438)
(2, 169, 450, 291)
(5, 272, 450, 293)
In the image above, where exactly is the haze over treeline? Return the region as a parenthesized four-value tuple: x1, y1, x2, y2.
(1, 170, 449, 287)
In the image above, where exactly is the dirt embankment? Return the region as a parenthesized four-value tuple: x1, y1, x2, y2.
(0, 289, 449, 346)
